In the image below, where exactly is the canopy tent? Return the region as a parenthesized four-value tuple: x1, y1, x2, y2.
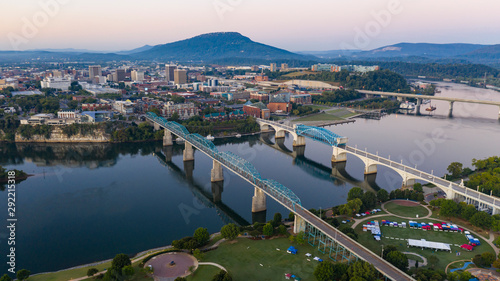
(407, 239, 451, 252)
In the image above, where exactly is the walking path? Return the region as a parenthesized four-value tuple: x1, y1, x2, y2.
(198, 262, 227, 271)
(445, 260, 473, 274)
(402, 252, 428, 267)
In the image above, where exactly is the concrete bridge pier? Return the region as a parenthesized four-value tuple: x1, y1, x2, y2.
(252, 187, 267, 213)
(163, 130, 173, 146)
(183, 142, 194, 162)
(331, 146, 347, 163)
(402, 178, 415, 187)
(293, 136, 306, 147)
(211, 181, 223, 203)
(252, 210, 267, 224)
(163, 146, 173, 162)
(211, 160, 224, 182)
(364, 163, 377, 175)
(293, 215, 306, 234)
(275, 130, 286, 139)
(153, 122, 160, 131)
(448, 101, 454, 118)
(416, 98, 422, 115)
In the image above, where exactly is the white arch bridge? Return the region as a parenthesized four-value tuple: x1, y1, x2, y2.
(255, 118, 500, 215)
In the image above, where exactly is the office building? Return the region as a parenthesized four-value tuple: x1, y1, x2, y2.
(165, 65, 177, 82)
(131, 70, 144, 82)
(89, 65, 102, 83)
(162, 101, 199, 120)
(281, 63, 289, 71)
(174, 69, 187, 84)
(270, 63, 277, 72)
(40, 77, 72, 90)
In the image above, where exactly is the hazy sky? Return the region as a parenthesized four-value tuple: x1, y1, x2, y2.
(1, 0, 499, 51)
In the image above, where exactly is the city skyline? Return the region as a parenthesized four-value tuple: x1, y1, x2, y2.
(1, 0, 499, 52)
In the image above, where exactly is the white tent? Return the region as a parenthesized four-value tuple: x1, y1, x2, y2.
(407, 239, 451, 252)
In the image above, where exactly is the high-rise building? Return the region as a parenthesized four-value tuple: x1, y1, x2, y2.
(115, 69, 126, 82)
(281, 63, 289, 71)
(270, 63, 277, 72)
(174, 69, 187, 84)
(89, 65, 102, 83)
(165, 65, 177, 82)
(131, 70, 144, 82)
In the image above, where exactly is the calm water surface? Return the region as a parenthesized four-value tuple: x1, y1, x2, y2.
(0, 82, 499, 274)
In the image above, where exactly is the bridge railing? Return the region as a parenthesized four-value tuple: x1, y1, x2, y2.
(344, 145, 500, 208)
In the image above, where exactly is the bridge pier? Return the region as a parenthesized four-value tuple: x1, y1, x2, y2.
(183, 142, 194, 162)
(293, 215, 306, 234)
(293, 136, 306, 147)
(211, 160, 224, 182)
(163, 130, 173, 146)
(402, 178, 416, 187)
(448, 101, 454, 118)
(331, 146, 347, 163)
(252, 187, 267, 213)
(416, 98, 422, 115)
(364, 163, 377, 175)
(275, 130, 286, 139)
(211, 181, 223, 203)
(154, 122, 160, 131)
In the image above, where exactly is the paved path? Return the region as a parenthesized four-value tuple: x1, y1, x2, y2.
(402, 252, 428, 267)
(198, 262, 227, 271)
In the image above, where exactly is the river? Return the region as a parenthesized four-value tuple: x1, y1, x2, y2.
(0, 82, 499, 275)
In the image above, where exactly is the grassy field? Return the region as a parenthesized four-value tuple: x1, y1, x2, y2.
(355, 215, 495, 270)
(30, 261, 153, 281)
(201, 238, 330, 281)
(309, 105, 330, 110)
(294, 112, 343, 122)
(187, 265, 222, 281)
(384, 202, 430, 218)
(326, 108, 357, 118)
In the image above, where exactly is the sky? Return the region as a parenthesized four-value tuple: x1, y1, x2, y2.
(0, 0, 499, 52)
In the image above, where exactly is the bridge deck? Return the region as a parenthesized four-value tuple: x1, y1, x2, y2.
(358, 90, 500, 106)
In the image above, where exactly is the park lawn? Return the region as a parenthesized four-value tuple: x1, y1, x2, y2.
(201, 238, 330, 281)
(325, 109, 357, 118)
(309, 105, 330, 110)
(354, 215, 495, 270)
(294, 112, 343, 122)
(384, 201, 430, 218)
(28, 260, 114, 281)
(187, 265, 222, 281)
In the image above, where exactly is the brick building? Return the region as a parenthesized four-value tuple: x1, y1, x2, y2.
(243, 102, 270, 119)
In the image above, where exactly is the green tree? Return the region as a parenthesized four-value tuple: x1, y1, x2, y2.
(0, 274, 12, 281)
(193, 227, 210, 246)
(272, 212, 282, 227)
(382, 245, 398, 259)
(348, 187, 364, 200)
(377, 189, 390, 202)
(292, 231, 306, 245)
(16, 269, 30, 281)
(278, 225, 288, 235)
(413, 183, 423, 193)
(149, 108, 161, 116)
(339, 198, 363, 216)
(362, 191, 377, 210)
(347, 261, 377, 280)
(174, 278, 187, 281)
(122, 265, 134, 280)
(263, 223, 274, 236)
(87, 268, 99, 277)
(385, 251, 409, 272)
(193, 248, 204, 260)
(492, 259, 500, 268)
(111, 253, 131, 271)
(440, 200, 459, 217)
(447, 162, 463, 178)
(288, 212, 295, 221)
(211, 270, 232, 281)
(470, 211, 493, 229)
(461, 204, 477, 220)
(221, 223, 239, 240)
(314, 262, 334, 281)
(481, 252, 496, 267)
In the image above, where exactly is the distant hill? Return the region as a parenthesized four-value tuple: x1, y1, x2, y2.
(132, 32, 308, 61)
(116, 45, 154, 55)
(354, 43, 487, 58)
(297, 49, 362, 59)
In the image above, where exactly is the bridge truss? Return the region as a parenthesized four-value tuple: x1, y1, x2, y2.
(295, 124, 348, 147)
(305, 222, 360, 263)
(147, 112, 302, 210)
